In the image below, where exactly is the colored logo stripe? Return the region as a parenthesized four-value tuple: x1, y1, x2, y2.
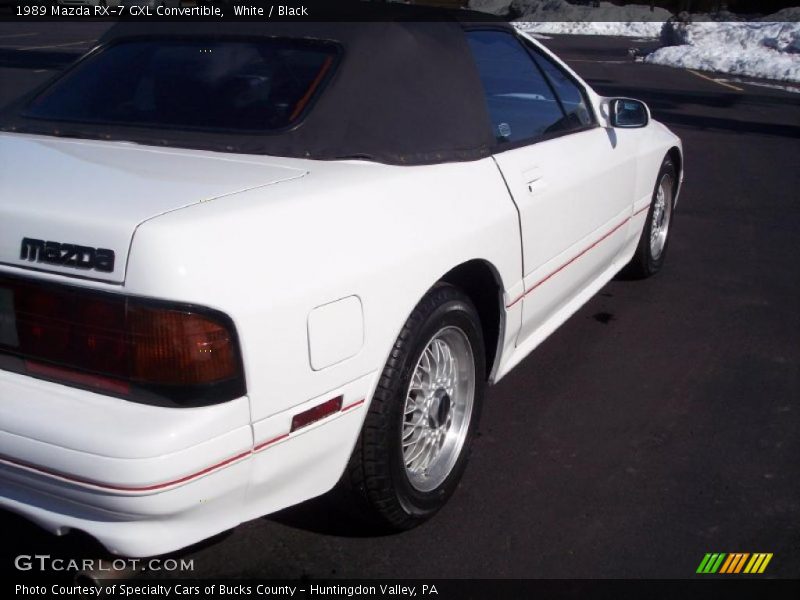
(697, 553, 773, 574)
(744, 553, 773, 574)
(719, 553, 749, 573)
(697, 553, 726, 574)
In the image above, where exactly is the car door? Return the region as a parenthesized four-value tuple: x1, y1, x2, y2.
(466, 29, 638, 345)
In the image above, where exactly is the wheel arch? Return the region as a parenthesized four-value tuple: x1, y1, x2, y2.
(667, 146, 683, 203)
(438, 259, 505, 383)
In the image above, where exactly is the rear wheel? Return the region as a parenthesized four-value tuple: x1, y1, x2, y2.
(343, 283, 485, 530)
(623, 157, 677, 279)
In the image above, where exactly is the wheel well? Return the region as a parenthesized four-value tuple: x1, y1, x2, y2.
(440, 260, 503, 381)
(667, 146, 682, 181)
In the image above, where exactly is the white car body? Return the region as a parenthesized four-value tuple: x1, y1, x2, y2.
(0, 29, 682, 557)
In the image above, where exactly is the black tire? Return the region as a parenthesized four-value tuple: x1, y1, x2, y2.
(342, 283, 485, 530)
(622, 156, 678, 279)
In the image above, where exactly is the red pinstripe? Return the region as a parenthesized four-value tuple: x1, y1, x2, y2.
(0, 450, 252, 493)
(507, 205, 651, 309)
(252, 433, 290, 453)
(0, 397, 367, 492)
(341, 398, 365, 412)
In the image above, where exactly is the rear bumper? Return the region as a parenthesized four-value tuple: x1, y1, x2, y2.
(0, 369, 374, 557)
(0, 456, 250, 558)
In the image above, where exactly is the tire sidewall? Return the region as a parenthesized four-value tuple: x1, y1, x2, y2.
(387, 294, 485, 519)
(643, 159, 677, 274)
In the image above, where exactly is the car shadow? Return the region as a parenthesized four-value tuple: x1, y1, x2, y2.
(266, 492, 394, 539)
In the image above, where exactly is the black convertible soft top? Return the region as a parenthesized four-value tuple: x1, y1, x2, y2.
(1, 18, 514, 165)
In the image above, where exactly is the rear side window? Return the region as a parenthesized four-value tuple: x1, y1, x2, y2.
(24, 38, 339, 133)
(466, 30, 565, 144)
(529, 49, 594, 129)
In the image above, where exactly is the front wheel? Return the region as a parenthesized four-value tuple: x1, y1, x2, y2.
(622, 156, 678, 279)
(343, 283, 485, 530)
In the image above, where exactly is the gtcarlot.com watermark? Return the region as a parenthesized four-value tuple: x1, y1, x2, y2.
(14, 554, 194, 574)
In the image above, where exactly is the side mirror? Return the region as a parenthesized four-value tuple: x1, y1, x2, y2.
(609, 98, 650, 128)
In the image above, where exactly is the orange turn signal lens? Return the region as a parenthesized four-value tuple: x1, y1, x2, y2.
(129, 306, 239, 386)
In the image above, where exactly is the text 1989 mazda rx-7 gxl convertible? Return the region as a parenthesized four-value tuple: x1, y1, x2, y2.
(0, 20, 682, 556)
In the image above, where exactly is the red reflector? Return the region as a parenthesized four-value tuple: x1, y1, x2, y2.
(290, 396, 343, 432)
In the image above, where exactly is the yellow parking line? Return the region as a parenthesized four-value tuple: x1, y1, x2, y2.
(687, 69, 744, 92)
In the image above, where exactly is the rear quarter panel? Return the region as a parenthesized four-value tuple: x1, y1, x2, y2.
(124, 156, 523, 425)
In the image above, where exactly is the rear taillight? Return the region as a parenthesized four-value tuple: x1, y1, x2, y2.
(128, 306, 239, 386)
(0, 275, 245, 407)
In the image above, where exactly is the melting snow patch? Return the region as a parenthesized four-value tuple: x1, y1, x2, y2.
(646, 19, 800, 83)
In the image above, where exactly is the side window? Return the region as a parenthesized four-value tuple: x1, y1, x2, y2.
(529, 48, 594, 129)
(466, 30, 568, 144)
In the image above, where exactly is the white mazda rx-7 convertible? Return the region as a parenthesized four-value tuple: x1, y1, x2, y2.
(0, 19, 682, 556)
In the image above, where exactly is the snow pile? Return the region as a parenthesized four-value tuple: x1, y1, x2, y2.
(468, 0, 514, 16)
(467, 0, 800, 83)
(479, 0, 672, 38)
(645, 18, 800, 83)
(760, 7, 800, 22)
(515, 19, 666, 39)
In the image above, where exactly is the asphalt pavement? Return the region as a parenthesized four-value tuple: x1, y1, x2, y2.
(0, 24, 798, 580)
